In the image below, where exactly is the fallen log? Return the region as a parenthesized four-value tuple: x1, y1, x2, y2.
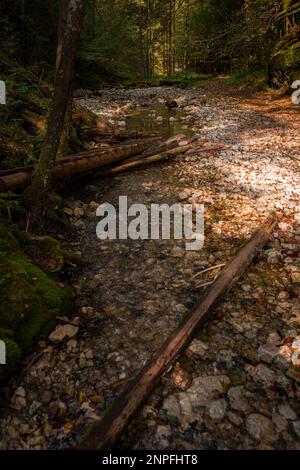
(20, 108, 46, 132)
(138, 133, 191, 159)
(0, 140, 152, 178)
(102, 142, 196, 175)
(87, 128, 160, 140)
(73, 101, 112, 132)
(63, 136, 160, 162)
(0, 140, 159, 193)
(19, 103, 112, 135)
(103, 141, 224, 175)
(78, 213, 278, 450)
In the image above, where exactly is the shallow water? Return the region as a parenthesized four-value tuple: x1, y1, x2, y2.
(125, 104, 194, 139)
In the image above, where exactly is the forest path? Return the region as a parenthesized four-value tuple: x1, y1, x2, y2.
(1, 81, 300, 449)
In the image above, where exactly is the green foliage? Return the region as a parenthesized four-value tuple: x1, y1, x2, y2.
(173, 72, 214, 88)
(0, 192, 21, 219)
(274, 43, 300, 69)
(280, 0, 300, 17)
(0, 0, 59, 68)
(125, 72, 213, 89)
(0, 221, 73, 380)
(225, 70, 268, 91)
(1, 0, 299, 90)
(5, 72, 50, 113)
(0, 66, 51, 169)
(79, 0, 142, 83)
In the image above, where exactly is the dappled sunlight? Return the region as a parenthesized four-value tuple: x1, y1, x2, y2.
(1, 0, 300, 454)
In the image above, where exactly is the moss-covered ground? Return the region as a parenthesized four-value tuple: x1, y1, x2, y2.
(0, 221, 72, 380)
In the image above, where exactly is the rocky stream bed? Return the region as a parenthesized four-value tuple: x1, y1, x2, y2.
(1, 81, 300, 450)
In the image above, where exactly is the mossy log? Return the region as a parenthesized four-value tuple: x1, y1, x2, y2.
(72, 102, 112, 133)
(20, 102, 111, 141)
(20, 108, 46, 132)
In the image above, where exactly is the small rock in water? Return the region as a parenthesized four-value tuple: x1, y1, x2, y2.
(165, 99, 178, 109)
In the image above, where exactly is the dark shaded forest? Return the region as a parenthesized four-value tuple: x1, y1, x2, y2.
(1, 1, 300, 82)
(1, 1, 300, 173)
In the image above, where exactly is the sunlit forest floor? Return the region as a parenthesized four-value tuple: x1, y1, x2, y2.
(1, 81, 300, 449)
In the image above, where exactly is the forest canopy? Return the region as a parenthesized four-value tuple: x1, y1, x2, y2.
(1, 0, 300, 86)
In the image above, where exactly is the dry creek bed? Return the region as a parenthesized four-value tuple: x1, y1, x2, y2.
(1, 82, 300, 450)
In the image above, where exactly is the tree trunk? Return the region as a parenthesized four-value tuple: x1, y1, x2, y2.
(56, 0, 75, 159)
(55, 0, 69, 71)
(24, 0, 86, 225)
(138, 0, 146, 78)
(184, 0, 190, 70)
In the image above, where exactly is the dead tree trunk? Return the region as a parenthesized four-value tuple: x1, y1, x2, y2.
(103, 142, 197, 175)
(20, 109, 46, 132)
(24, 0, 86, 225)
(78, 214, 278, 450)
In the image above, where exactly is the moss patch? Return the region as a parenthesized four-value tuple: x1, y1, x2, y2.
(0, 221, 72, 380)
